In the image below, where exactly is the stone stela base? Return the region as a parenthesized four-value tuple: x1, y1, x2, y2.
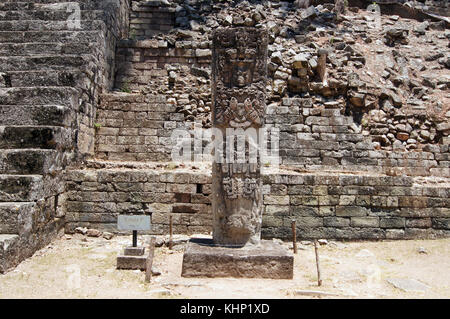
(116, 246, 147, 270)
(181, 238, 294, 279)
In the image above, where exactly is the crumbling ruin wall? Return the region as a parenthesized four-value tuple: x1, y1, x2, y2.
(108, 1, 449, 179)
(2, 1, 449, 275)
(76, 0, 131, 158)
(79, 0, 450, 241)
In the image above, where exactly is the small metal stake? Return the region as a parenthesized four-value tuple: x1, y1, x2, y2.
(314, 240, 322, 286)
(169, 215, 173, 250)
(291, 219, 297, 254)
(145, 236, 156, 283)
(132, 230, 137, 247)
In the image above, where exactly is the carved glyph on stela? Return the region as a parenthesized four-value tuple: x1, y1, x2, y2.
(212, 27, 268, 200)
(212, 28, 268, 129)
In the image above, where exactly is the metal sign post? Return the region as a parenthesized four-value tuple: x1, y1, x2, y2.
(132, 230, 138, 247)
(118, 214, 151, 247)
(117, 214, 152, 271)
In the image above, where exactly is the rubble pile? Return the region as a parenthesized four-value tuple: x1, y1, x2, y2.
(122, 0, 449, 151)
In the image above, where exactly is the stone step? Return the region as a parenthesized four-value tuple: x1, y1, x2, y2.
(0, 41, 100, 56)
(0, 174, 62, 202)
(0, 104, 75, 126)
(0, 19, 105, 32)
(0, 234, 20, 273)
(0, 87, 79, 107)
(0, 126, 73, 149)
(0, 211, 61, 273)
(0, 30, 104, 44)
(2, 70, 91, 88)
(0, 202, 35, 234)
(0, 9, 105, 22)
(0, 55, 98, 73)
(0, 174, 42, 202)
(0, 149, 65, 175)
(0, 1, 104, 12)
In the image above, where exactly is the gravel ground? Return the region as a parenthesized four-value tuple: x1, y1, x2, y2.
(0, 234, 449, 299)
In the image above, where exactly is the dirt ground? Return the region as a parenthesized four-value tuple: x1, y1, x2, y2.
(0, 234, 449, 299)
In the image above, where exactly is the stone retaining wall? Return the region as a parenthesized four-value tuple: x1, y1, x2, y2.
(95, 93, 184, 161)
(64, 168, 450, 240)
(76, 0, 130, 158)
(108, 1, 450, 178)
(94, 93, 450, 177)
(115, 38, 211, 93)
(129, 0, 175, 38)
(274, 98, 450, 177)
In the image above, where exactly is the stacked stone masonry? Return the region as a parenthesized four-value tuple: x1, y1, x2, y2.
(113, 1, 450, 175)
(130, 0, 175, 38)
(65, 169, 450, 240)
(95, 93, 182, 161)
(115, 39, 211, 93)
(1, 0, 450, 273)
(95, 94, 450, 177)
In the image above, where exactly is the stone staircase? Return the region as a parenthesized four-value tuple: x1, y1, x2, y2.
(0, 0, 128, 273)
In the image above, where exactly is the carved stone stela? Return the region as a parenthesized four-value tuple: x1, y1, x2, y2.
(211, 27, 268, 246)
(182, 27, 293, 279)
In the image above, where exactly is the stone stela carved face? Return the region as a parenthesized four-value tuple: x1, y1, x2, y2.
(212, 28, 267, 129)
(232, 61, 255, 88)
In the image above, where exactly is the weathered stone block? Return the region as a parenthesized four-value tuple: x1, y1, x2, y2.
(0, 175, 44, 202)
(181, 239, 293, 279)
(432, 218, 450, 230)
(336, 206, 368, 217)
(323, 217, 350, 228)
(380, 217, 405, 229)
(318, 206, 335, 216)
(166, 183, 197, 194)
(265, 205, 290, 215)
(335, 227, 385, 240)
(339, 195, 356, 205)
(405, 218, 432, 228)
(264, 195, 290, 205)
(296, 217, 323, 227)
(262, 216, 283, 227)
(0, 149, 62, 174)
(288, 185, 313, 195)
(116, 255, 147, 270)
(351, 217, 380, 228)
(386, 229, 405, 239)
(290, 206, 319, 217)
(318, 195, 340, 206)
(124, 246, 145, 256)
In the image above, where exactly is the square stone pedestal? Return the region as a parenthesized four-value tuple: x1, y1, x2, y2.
(117, 246, 146, 270)
(181, 238, 294, 279)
